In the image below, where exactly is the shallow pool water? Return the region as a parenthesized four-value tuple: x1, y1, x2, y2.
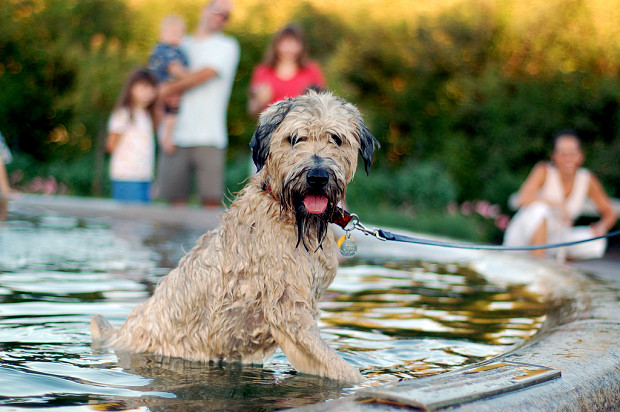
(0, 209, 546, 411)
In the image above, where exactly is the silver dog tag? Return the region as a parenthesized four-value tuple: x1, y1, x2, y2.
(339, 233, 358, 257)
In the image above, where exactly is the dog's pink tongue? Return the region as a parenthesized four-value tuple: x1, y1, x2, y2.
(304, 195, 328, 214)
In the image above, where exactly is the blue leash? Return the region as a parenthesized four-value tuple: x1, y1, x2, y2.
(374, 228, 620, 251)
(333, 208, 620, 251)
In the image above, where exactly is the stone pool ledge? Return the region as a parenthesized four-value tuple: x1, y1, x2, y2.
(7, 194, 620, 410)
(8, 193, 221, 230)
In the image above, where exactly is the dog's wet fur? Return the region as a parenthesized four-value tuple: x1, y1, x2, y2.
(91, 91, 378, 382)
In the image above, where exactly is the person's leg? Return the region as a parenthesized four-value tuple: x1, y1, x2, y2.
(0, 158, 11, 199)
(111, 181, 149, 203)
(135, 181, 151, 203)
(157, 147, 191, 206)
(194, 146, 225, 208)
(160, 114, 177, 155)
(111, 180, 122, 201)
(504, 202, 546, 247)
(530, 219, 547, 258)
(111, 180, 132, 202)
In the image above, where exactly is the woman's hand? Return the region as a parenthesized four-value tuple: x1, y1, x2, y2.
(254, 83, 273, 105)
(248, 83, 273, 117)
(590, 221, 608, 237)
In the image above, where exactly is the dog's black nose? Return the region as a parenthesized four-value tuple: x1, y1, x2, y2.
(307, 168, 329, 189)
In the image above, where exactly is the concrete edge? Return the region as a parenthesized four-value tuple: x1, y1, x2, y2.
(7, 193, 222, 229)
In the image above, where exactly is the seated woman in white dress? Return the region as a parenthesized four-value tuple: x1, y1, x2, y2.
(504, 131, 617, 259)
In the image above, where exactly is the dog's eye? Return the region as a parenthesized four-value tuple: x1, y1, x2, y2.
(329, 134, 342, 146)
(288, 135, 306, 146)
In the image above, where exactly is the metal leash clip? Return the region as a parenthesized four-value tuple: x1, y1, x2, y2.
(346, 213, 387, 241)
(334, 209, 386, 256)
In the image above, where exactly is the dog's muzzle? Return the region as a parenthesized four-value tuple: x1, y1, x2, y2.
(303, 167, 330, 215)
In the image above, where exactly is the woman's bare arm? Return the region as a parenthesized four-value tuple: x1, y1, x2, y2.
(516, 162, 548, 206)
(588, 175, 618, 235)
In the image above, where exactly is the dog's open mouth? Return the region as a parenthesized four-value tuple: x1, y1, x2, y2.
(303, 194, 329, 214)
(293, 193, 335, 251)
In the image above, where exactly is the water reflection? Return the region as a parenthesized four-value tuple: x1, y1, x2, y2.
(326, 260, 545, 346)
(86, 352, 346, 411)
(0, 210, 546, 410)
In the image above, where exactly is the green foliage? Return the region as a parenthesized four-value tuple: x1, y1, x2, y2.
(0, 0, 138, 163)
(396, 161, 458, 211)
(346, 161, 457, 212)
(9, 151, 107, 196)
(2, 0, 620, 241)
(448, 72, 620, 201)
(224, 154, 252, 202)
(331, 2, 620, 203)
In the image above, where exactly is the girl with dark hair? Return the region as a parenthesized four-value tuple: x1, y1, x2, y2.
(106, 68, 158, 203)
(247, 24, 325, 117)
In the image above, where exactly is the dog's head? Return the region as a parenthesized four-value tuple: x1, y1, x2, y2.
(249, 90, 379, 249)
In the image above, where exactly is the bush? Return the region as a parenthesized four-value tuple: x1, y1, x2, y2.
(343, 160, 505, 242)
(396, 161, 457, 211)
(0, 0, 138, 163)
(224, 154, 252, 204)
(8, 152, 106, 196)
(346, 161, 457, 212)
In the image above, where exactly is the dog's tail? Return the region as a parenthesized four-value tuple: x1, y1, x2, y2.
(90, 314, 117, 344)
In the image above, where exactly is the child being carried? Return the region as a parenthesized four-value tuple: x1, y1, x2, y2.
(148, 14, 190, 155)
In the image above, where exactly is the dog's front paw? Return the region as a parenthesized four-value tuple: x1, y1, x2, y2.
(337, 365, 365, 384)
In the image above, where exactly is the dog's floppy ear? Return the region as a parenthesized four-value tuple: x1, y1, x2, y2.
(249, 98, 294, 172)
(358, 120, 380, 174)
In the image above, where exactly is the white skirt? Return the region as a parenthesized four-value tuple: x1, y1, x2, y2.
(503, 201, 606, 259)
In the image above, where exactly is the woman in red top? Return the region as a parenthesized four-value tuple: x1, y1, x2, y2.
(247, 24, 326, 117)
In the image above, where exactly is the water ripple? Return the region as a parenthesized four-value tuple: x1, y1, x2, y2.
(0, 211, 546, 410)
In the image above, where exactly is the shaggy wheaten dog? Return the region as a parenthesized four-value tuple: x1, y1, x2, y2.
(91, 90, 378, 383)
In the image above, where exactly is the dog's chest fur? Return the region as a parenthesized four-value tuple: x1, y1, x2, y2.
(211, 182, 339, 351)
(223, 181, 339, 299)
(111, 180, 339, 363)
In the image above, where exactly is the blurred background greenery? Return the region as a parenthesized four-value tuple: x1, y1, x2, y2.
(1, 0, 619, 242)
